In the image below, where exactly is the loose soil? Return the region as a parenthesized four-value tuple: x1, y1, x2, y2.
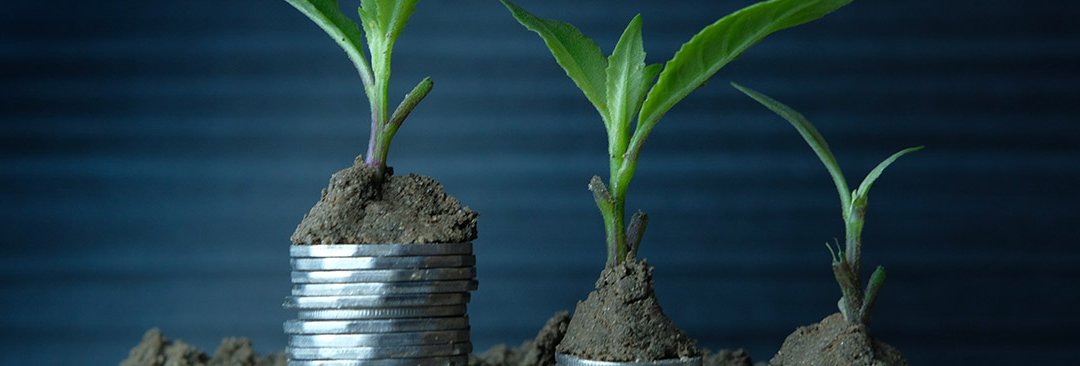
(769, 313, 906, 366)
(469, 311, 755, 366)
(120, 328, 285, 366)
(471, 311, 571, 366)
(701, 349, 759, 366)
(291, 157, 478, 244)
(556, 258, 698, 362)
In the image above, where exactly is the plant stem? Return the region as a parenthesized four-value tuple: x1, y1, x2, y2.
(595, 149, 641, 266)
(589, 177, 619, 265)
(626, 210, 648, 259)
(364, 78, 433, 175)
(844, 202, 866, 277)
(832, 259, 863, 323)
(365, 105, 388, 174)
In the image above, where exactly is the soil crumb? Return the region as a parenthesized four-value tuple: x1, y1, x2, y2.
(702, 349, 756, 366)
(291, 157, 478, 244)
(120, 328, 286, 366)
(557, 258, 698, 362)
(471, 311, 571, 366)
(769, 313, 907, 366)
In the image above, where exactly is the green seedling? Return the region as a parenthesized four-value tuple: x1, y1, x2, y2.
(285, 0, 432, 175)
(501, 0, 853, 266)
(733, 83, 922, 326)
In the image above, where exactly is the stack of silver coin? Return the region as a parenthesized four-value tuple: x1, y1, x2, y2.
(285, 243, 477, 366)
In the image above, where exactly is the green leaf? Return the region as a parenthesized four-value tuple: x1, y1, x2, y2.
(859, 265, 887, 324)
(358, 0, 420, 46)
(852, 146, 923, 206)
(637, 0, 852, 133)
(499, 0, 608, 116)
(285, 0, 374, 91)
(358, 0, 421, 123)
(605, 14, 648, 157)
(732, 82, 852, 215)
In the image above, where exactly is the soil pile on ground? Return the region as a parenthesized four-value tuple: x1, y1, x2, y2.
(702, 349, 758, 366)
(291, 157, 478, 244)
(557, 258, 698, 361)
(120, 328, 285, 366)
(769, 313, 906, 366)
(471, 311, 571, 366)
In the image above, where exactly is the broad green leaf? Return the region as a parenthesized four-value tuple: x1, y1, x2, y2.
(285, 0, 374, 91)
(358, 0, 420, 45)
(359, 0, 420, 123)
(605, 15, 648, 158)
(499, 0, 608, 116)
(638, 0, 852, 130)
(732, 82, 853, 214)
(853, 146, 923, 206)
(384, 0, 420, 42)
(358, 1, 385, 64)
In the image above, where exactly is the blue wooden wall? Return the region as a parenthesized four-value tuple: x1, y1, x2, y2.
(2, 0, 1078, 364)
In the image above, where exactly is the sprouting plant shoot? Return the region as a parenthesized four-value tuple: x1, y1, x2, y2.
(501, 0, 853, 266)
(285, 0, 432, 175)
(732, 83, 922, 326)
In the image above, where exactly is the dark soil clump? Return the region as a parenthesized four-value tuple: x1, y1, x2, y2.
(769, 313, 906, 366)
(471, 311, 571, 366)
(291, 157, 478, 244)
(121, 328, 285, 366)
(702, 349, 757, 366)
(557, 258, 698, 362)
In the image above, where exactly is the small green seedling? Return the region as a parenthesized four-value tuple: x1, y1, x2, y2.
(733, 83, 922, 326)
(501, 0, 853, 266)
(285, 0, 432, 175)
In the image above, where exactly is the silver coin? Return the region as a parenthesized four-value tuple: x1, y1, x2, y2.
(291, 268, 476, 284)
(555, 354, 703, 366)
(291, 280, 478, 296)
(286, 355, 468, 366)
(295, 305, 468, 320)
(291, 255, 476, 271)
(290, 243, 472, 258)
(286, 342, 472, 360)
(283, 293, 470, 309)
(288, 330, 469, 347)
(283, 317, 469, 334)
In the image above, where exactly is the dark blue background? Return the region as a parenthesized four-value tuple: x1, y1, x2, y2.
(2, 0, 1078, 364)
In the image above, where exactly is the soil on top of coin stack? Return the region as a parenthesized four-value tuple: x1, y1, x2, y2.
(120, 328, 286, 366)
(556, 258, 698, 362)
(291, 156, 478, 245)
(769, 313, 907, 366)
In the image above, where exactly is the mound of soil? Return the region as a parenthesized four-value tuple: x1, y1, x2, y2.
(291, 157, 478, 244)
(556, 259, 698, 362)
(702, 349, 757, 366)
(769, 313, 906, 366)
(471, 311, 571, 366)
(120, 328, 285, 366)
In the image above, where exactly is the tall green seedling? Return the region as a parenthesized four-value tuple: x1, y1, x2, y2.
(501, 0, 853, 266)
(285, 0, 433, 175)
(733, 83, 921, 325)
